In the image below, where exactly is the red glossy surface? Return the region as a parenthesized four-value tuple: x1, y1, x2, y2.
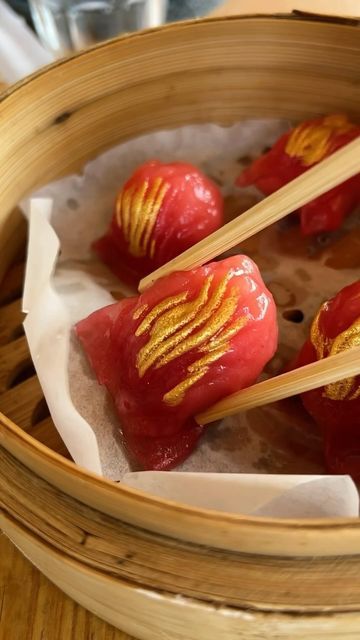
(237, 115, 360, 235)
(94, 160, 223, 285)
(292, 281, 360, 479)
(76, 256, 278, 470)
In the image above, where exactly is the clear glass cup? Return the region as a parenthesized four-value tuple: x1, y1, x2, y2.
(28, 0, 168, 55)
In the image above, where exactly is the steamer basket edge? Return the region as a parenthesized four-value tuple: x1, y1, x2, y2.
(6, 512, 360, 640)
(0, 15, 360, 565)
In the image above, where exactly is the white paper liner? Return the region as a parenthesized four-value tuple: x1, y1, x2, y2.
(122, 472, 359, 518)
(22, 120, 360, 517)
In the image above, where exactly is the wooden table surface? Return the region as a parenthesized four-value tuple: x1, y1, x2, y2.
(0, 533, 133, 640)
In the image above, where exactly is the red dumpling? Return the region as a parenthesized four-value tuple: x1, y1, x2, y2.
(236, 114, 360, 235)
(292, 281, 360, 479)
(93, 160, 223, 285)
(76, 256, 278, 470)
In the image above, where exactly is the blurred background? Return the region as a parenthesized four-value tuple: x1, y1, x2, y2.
(3, 0, 359, 60)
(5, 0, 222, 53)
(1, 0, 359, 78)
(6, 0, 223, 26)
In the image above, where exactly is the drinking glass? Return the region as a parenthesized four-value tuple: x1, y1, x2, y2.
(29, 0, 168, 55)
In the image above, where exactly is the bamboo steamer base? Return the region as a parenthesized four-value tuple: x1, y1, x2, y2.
(1, 15, 360, 640)
(4, 515, 360, 640)
(0, 257, 69, 458)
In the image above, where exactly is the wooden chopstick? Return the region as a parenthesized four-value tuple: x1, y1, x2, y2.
(196, 346, 360, 425)
(139, 137, 360, 292)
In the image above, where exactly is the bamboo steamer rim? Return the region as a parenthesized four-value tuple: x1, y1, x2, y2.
(0, 10, 359, 102)
(1, 13, 360, 558)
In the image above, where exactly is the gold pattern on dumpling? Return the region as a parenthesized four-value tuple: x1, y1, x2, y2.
(310, 308, 360, 401)
(310, 303, 330, 360)
(285, 115, 354, 166)
(134, 274, 248, 406)
(324, 318, 360, 400)
(116, 177, 169, 257)
(132, 304, 148, 320)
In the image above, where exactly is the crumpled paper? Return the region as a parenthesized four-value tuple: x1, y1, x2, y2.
(21, 120, 360, 517)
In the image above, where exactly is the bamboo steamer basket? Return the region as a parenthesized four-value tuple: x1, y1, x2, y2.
(0, 13, 360, 640)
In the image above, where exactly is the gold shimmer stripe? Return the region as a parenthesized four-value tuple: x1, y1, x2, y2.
(162, 315, 248, 406)
(156, 293, 238, 370)
(163, 347, 226, 407)
(141, 179, 170, 256)
(286, 115, 354, 166)
(115, 190, 123, 228)
(136, 291, 189, 337)
(324, 316, 360, 400)
(128, 180, 149, 254)
(137, 277, 214, 377)
(116, 177, 170, 258)
(120, 183, 136, 237)
(163, 369, 207, 407)
(135, 273, 250, 404)
(286, 126, 329, 165)
(136, 277, 213, 376)
(136, 274, 231, 377)
(203, 313, 248, 352)
(310, 304, 329, 360)
(311, 308, 360, 401)
(132, 177, 163, 256)
(132, 304, 148, 320)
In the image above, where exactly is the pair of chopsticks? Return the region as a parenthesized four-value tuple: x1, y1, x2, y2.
(138, 138, 360, 424)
